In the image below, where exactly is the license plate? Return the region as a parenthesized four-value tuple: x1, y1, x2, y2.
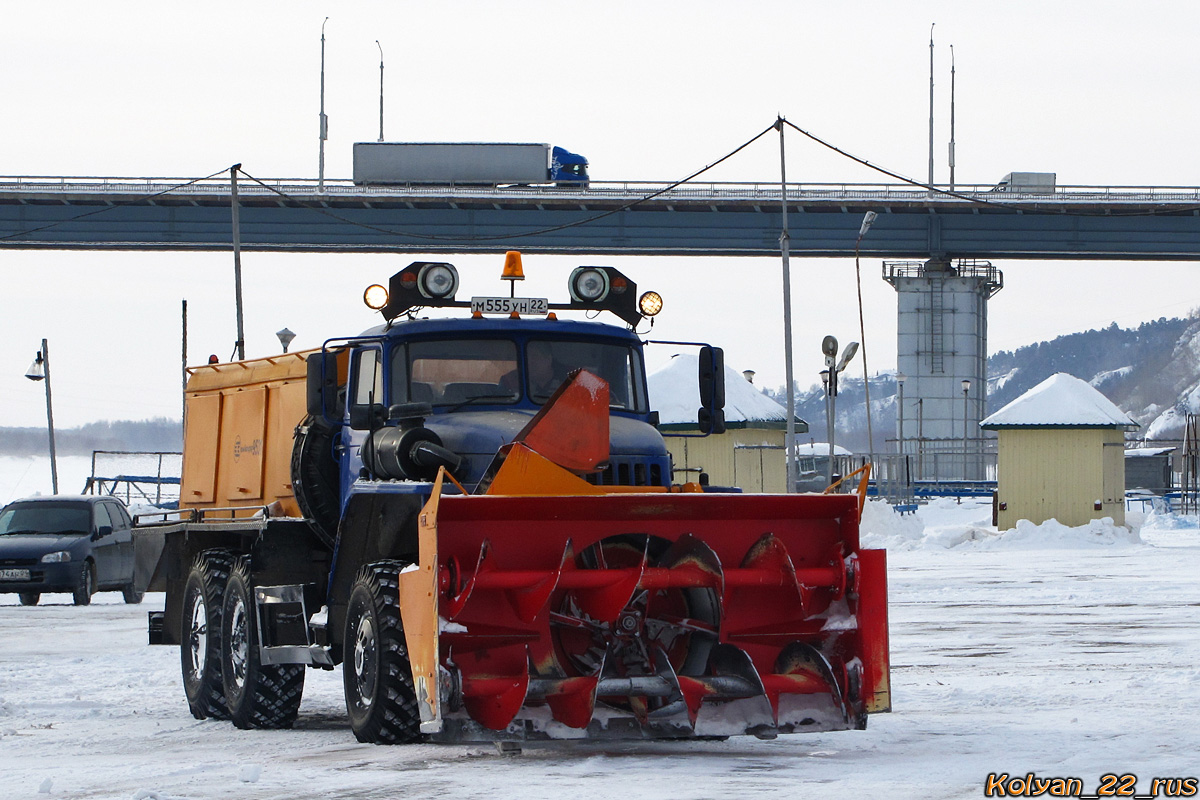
(470, 296, 549, 316)
(0, 568, 31, 581)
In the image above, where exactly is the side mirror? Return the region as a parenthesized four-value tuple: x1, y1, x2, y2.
(697, 345, 726, 435)
(348, 403, 388, 431)
(307, 351, 341, 424)
(94, 525, 113, 540)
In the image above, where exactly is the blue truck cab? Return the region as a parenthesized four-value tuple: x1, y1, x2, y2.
(294, 256, 725, 546)
(549, 146, 589, 185)
(336, 316, 671, 501)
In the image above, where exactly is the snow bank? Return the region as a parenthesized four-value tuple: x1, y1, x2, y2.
(860, 497, 1142, 551)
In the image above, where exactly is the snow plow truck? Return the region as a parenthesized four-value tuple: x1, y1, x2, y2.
(137, 253, 890, 744)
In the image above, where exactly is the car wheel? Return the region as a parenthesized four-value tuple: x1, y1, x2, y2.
(122, 583, 145, 604)
(343, 561, 422, 744)
(72, 561, 95, 606)
(220, 556, 305, 729)
(18, 592, 40, 606)
(181, 550, 234, 720)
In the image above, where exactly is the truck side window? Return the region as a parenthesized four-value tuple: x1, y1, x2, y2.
(352, 348, 384, 407)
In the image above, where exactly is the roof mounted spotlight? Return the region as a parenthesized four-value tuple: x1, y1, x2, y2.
(417, 263, 459, 299)
(363, 284, 389, 310)
(568, 267, 609, 303)
(638, 291, 663, 317)
(567, 266, 646, 326)
(378, 261, 461, 319)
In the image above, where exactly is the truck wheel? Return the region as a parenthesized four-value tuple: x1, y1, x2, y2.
(18, 592, 40, 606)
(343, 561, 422, 744)
(122, 583, 145, 604)
(181, 550, 234, 720)
(72, 560, 95, 606)
(221, 557, 306, 729)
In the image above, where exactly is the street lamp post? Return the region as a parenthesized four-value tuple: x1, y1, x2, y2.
(276, 328, 296, 353)
(962, 378, 971, 479)
(820, 336, 859, 487)
(376, 40, 385, 142)
(25, 339, 58, 494)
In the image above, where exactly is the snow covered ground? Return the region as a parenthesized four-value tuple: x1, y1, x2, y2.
(2, 482, 1199, 798)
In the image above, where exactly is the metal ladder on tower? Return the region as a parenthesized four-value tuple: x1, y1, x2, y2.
(928, 277, 945, 373)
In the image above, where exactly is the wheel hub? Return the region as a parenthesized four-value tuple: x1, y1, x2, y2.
(353, 616, 377, 706)
(186, 589, 207, 683)
(227, 596, 248, 690)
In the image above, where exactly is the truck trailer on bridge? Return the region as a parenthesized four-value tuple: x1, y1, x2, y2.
(352, 142, 589, 187)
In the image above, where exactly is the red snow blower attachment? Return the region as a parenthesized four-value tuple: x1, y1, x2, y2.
(397, 371, 889, 742)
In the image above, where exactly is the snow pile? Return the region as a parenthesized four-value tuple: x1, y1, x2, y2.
(859, 499, 925, 548)
(1139, 508, 1200, 531)
(979, 516, 1142, 549)
(861, 496, 1142, 551)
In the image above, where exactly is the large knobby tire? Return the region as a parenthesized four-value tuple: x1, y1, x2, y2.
(181, 550, 234, 720)
(291, 416, 341, 550)
(343, 561, 422, 744)
(72, 560, 95, 606)
(221, 557, 306, 729)
(18, 592, 40, 606)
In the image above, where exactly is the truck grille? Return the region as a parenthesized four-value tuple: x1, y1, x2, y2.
(584, 458, 664, 487)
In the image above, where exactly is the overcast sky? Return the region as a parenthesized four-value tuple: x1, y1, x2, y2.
(3, 1, 1200, 429)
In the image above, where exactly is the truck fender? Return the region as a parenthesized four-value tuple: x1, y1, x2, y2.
(326, 491, 424, 648)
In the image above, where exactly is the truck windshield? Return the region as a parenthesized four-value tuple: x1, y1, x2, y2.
(401, 339, 519, 407)
(524, 340, 645, 410)
(0, 503, 91, 535)
(392, 338, 645, 411)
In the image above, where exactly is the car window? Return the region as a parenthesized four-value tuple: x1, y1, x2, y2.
(94, 503, 113, 530)
(107, 503, 132, 528)
(0, 503, 91, 535)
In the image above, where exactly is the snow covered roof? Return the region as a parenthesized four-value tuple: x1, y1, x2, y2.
(1125, 447, 1175, 457)
(980, 372, 1138, 430)
(648, 354, 802, 429)
(794, 442, 853, 457)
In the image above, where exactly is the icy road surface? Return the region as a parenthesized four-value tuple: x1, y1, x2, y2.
(1, 500, 1198, 799)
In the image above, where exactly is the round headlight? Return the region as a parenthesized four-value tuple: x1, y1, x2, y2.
(364, 284, 389, 310)
(419, 263, 459, 299)
(570, 267, 609, 302)
(638, 291, 663, 317)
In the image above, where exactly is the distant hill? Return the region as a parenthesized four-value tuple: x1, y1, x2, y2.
(0, 418, 182, 457)
(763, 312, 1200, 450)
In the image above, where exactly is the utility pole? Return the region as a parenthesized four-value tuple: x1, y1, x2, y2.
(181, 299, 188, 423)
(231, 165, 245, 361)
(928, 23, 935, 190)
(319, 17, 329, 192)
(777, 117, 797, 493)
(949, 44, 956, 191)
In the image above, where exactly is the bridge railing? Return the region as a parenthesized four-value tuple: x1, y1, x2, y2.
(4, 176, 1200, 204)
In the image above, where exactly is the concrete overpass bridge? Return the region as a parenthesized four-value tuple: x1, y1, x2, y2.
(3, 175, 1200, 259)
